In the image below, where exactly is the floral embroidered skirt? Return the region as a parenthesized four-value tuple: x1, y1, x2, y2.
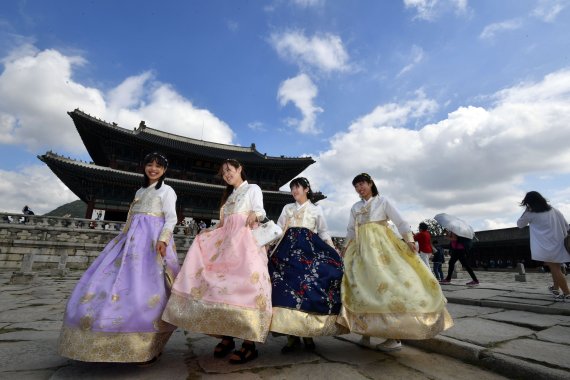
(162, 213, 272, 343)
(337, 223, 453, 339)
(269, 227, 346, 336)
(58, 214, 180, 362)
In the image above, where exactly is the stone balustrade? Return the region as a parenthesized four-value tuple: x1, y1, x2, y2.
(0, 212, 194, 280)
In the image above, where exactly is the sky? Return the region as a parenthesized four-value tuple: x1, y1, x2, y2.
(1, 0, 570, 236)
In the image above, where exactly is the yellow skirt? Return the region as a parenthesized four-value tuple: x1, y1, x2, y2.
(337, 223, 453, 339)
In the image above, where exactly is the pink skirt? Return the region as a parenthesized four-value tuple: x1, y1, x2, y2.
(162, 213, 272, 342)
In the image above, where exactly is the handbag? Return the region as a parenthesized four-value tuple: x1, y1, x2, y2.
(252, 220, 283, 247)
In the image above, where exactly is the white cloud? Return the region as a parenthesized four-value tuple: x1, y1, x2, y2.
(397, 45, 425, 77)
(291, 0, 325, 7)
(270, 30, 350, 73)
(479, 19, 523, 40)
(0, 44, 235, 153)
(248, 121, 266, 132)
(532, 0, 568, 22)
(299, 69, 570, 236)
(277, 73, 323, 134)
(403, 0, 469, 21)
(0, 165, 78, 214)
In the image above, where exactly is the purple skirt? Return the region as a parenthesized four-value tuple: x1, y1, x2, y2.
(58, 214, 180, 362)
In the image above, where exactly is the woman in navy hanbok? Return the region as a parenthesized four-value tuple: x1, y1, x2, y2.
(269, 177, 345, 353)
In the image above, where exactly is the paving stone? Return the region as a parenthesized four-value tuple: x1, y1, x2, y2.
(9, 320, 63, 331)
(394, 345, 509, 380)
(535, 325, 570, 345)
(51, 353, 188, 380)
(446, 303, 502, 319)
(441, 317, 534, 346)
(0, 329, 59, 341)
(488, 296, 556, 306)
(493, 338, 570, 370)
(0, 339, 67, 371)
(481, 310, 570, 328)
(445, 289, 510, 300)
(257, 362, 372, 380)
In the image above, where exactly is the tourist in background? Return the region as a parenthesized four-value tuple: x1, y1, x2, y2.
(59, 152, 180, 364)
(414, 222, 433, 268)
(338, 173, 453, 352)
(269, 177, 345, 354)
(517, 191, 570, 301)
(439, 231, 479, 286)
(431, 240, 445, 281)
(162, 159, 271, 364)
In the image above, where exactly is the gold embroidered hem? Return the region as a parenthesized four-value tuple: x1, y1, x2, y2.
(337, 305, 453, 339)
(162, 291, 271, 343)
(270, 307, 349, 337)
(58, 326, 172, 362)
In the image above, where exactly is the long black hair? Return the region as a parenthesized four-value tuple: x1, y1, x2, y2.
(351, 173, 379, 197)
(218, 159, 247, 207)
(142, 152, 168, 189)
(290, 177, 314, 202)
(520, 191, 552, 213)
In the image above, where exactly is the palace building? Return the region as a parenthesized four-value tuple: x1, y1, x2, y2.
(39, 109, 321, 222)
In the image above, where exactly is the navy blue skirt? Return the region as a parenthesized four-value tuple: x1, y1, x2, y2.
(269, 227, 343, 315)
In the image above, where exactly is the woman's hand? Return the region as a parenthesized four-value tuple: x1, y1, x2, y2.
(156, 241, 167, 257)
(407, 241, 417, 252)
(245, 211, 258, 228)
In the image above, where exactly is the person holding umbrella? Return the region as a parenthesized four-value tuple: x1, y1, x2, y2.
(517, 191, 570, 301)
(435, 213, 479, 286)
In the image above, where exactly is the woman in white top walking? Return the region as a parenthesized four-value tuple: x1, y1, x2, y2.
(517, 191, 570, 301)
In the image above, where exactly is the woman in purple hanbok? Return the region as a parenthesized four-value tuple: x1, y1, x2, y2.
(58, 152, 180, 363)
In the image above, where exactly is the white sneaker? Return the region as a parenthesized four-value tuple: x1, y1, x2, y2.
(376, 339, 402, 352)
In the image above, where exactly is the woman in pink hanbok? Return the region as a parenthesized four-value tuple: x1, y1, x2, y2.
(162, 159, 271, 364)
(58, 152, 180, 364)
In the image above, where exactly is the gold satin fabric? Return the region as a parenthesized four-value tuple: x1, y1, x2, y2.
(58, 327, 172, 362)
(270, 307, 349, 337)
(161, 291, 272, 343)
(337, 223, 453, 339)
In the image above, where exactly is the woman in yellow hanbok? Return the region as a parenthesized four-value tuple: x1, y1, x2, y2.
(337, 173, 452, 351)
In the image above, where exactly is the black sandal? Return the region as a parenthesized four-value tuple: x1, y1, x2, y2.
(214, 336, 235, 358)
(229, 342, 258, 364)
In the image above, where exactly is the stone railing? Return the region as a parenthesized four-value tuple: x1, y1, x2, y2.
(0, 212, 194, 283)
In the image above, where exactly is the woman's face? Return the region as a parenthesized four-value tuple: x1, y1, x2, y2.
(222, 163, 243, 187)
(354, 180, 373, 200)
(291, 184, 308, 203)
(145, 161, 166, 184)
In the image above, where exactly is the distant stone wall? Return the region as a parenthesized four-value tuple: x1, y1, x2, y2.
(0, 213, 193, 271)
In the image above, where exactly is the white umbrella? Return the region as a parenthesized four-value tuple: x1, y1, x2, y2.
(434, 213, 475, 239)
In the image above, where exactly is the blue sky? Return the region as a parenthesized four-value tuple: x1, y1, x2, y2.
(1, 0, 570, 235)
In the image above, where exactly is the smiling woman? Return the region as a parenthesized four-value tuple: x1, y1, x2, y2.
(162, 158, 271, 364)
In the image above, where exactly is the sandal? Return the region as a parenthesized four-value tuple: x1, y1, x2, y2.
(213, 336, 235, 358)
(229, 341, 258, 364)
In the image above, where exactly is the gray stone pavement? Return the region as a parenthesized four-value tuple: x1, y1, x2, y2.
(0, 269, 569, 379)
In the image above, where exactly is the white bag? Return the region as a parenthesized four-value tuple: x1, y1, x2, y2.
(252, 220, 283, 247)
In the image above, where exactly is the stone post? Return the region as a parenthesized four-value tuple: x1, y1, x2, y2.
(515, 263, 526, 282)
(51, 249, 70, 277)
(10, 250, 37, 284)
